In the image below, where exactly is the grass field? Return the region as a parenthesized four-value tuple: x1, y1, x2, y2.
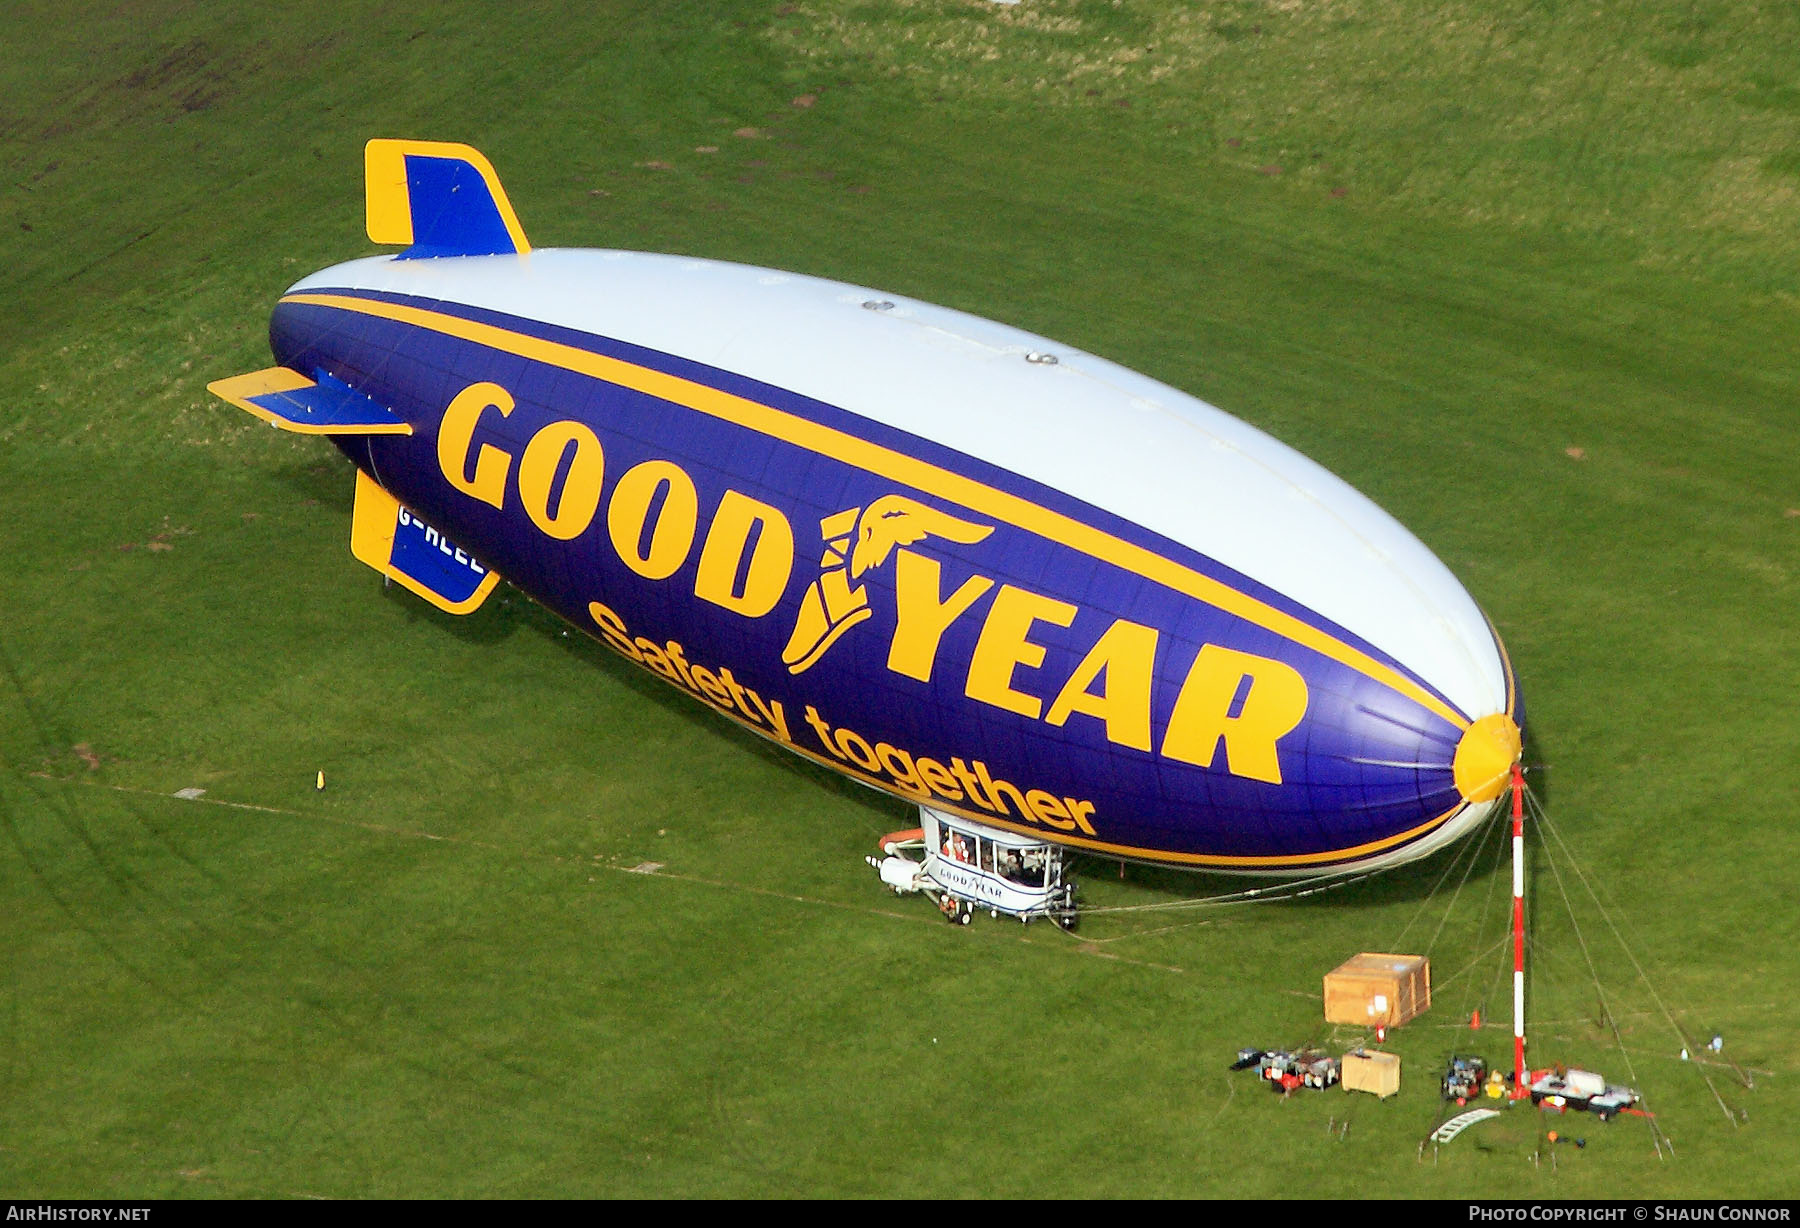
(3, 0, 1798, 1199)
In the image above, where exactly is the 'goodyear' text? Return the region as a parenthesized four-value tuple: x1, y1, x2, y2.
(443, 381, 1310, 785)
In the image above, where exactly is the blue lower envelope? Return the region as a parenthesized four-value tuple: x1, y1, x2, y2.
(350, 470, 500, 614)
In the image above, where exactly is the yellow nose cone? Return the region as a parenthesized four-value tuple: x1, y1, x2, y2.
(1453, 713, 1522, 803)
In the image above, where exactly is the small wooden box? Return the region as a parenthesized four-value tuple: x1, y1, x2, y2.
(1324, 953, 1431, 1027)
(1343, 1049, 1401, 1098)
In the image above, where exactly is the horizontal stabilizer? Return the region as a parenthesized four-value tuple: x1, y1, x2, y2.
(208, 367, 413, 436)
(350, 470, 500, 614)
(364, 138, 531, 260)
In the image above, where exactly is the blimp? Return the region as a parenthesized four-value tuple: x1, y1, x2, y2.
(210, 139, 1522, 916)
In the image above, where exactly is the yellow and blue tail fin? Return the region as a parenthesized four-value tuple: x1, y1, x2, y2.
(207, 367, 412, 435)
(350, 471, 500, 614)
(364, 138, 531, 259)
(208, 140, 511, 616)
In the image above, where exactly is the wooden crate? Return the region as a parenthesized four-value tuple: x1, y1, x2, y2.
(1343, 1049, 1401, 1098)
(1323, 952, 1430, 1027)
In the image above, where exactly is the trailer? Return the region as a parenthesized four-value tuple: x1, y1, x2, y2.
(1529, 1068, 1640, 1121)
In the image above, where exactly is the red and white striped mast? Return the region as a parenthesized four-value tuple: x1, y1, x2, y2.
(1509, 762, 1529, 1096)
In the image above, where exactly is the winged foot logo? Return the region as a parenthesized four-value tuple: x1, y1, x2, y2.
(781, 495, 994, 675)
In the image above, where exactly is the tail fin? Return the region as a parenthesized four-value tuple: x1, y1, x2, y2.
(363, 139, 531, 260)
(207, 366, 412, 435)
(350, 470, 500, 614)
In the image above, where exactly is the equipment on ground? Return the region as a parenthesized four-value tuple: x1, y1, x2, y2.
(1441, 1055, 1490, 1104)
(1529, 1068, 1641, 1121)
(1232, 1048, 1341, 1092)
(1323, 953, 1432, 1028)
(1342, 1049, 1401, 1098)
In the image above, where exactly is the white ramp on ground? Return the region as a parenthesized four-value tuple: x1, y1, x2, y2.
(1431, 1108, 1502, 1144)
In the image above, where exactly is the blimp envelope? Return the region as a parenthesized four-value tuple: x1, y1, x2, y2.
(220, 140, 1521, 876)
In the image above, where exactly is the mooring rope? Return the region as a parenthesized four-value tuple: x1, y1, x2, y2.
(1525, 784, 1729, 1151)
(1073, 864, 1384, 915)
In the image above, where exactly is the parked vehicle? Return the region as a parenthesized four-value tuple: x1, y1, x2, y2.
(1529, 1068, 1640, 1121)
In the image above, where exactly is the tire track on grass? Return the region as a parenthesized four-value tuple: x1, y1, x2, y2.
(0, 633, 207, 1013)
(35, 772, 1191, 975)
(0, 634, 598, 1170)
